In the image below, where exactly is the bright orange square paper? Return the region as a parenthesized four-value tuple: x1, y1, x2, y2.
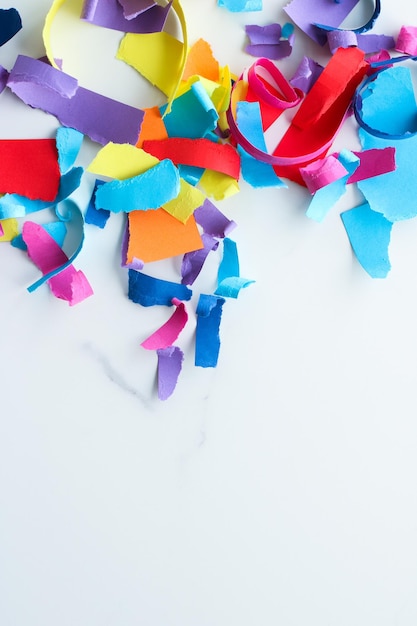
(126, 208, 204, 264)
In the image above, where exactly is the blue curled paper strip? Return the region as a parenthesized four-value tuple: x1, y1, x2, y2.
(315, 0, 381, 36)
(353, 55, 417, 140)
(27, 199, 86, 292)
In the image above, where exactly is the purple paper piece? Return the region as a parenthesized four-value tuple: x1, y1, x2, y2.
(245, 41, 293, 60)
(284, 0, 360, 45)
(0, 65, 10, 94)
(245, 23, 282, 44)
(82, 0, 172, 33)
(157, 346, 184, 400)
(181, 234, 219, 286)
(7, 55, 144, 145)
(194, 199, 237, 238)
(117, 0, 156, 19)
(290, 56, 323, 93)
(356, 33, 395, 54)
(327, 29, 357, 53)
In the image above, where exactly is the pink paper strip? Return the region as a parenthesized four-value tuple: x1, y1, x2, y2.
(141, 298, 188, 350)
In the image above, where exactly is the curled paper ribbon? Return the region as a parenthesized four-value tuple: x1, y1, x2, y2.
(315, 0, 381, 36)
(42, 0, 188, 113)
(353, 55, 417, 140)
(27, 199, 86, 292)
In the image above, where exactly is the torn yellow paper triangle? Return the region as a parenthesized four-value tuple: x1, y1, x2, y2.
(117, 31, 184, 98)
(0, 218, 19, 242)
(162, 178, 206, 223)
(199, 170, 239, 201)
(87, 142, 159, 179)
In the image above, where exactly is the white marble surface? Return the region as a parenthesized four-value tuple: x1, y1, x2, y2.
(1, 1, 417, 624)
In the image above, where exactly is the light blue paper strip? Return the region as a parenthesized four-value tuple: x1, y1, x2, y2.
(160, 81, 219, 139)
(218, 0, 262, 11)
(237, 101, 286, 188)
(215, 237, 255, 298)
(340, 202, 393, 278)
(56, 126, 84, 174)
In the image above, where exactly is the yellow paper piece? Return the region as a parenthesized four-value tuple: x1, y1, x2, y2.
(199, 170, 240, 201)
(0, 218, 19, 242)
(87, 142, 159, 179)
(117, 32, 184, 98)
(127, 208, 203, 264)
(42, 0, 67, 69)
(162, 178, 206, 223)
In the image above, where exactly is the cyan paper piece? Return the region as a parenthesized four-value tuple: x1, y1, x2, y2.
(215, 237, 255, 298)
(357, 66, 417, 138)
(94, 160, 180, 213)
(56, 127, 84, 174)
(356, 66, 417, 221)
(85, 180, 110, 228)
(236, 101, 286, 188)
(160, 81, 219, 139)
(306, 150, 360, 222)
(194, 198, 237, 238)
(0, 166, 83, 219)
(218, 0, 262, 11)
(157, 346, 184, 401)
(12, 221, 67, 251)
(340, 202, 393, 278)
(0, 8, 22, 47)
(128, 269, 192, 306)
(195, 294, 226, 368)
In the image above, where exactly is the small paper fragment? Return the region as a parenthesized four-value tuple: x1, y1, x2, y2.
(340, 202, 393, 278)
(195, 293, 226, 368)
(128, 269, 192, 306)
(141, 299, 188, 350)
(157, 346, 184, 400)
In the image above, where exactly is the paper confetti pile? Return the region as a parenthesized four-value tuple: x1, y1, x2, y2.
(0, 0, 416, 398)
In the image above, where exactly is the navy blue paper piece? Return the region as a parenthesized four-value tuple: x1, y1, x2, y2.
(128, 269, 192, 307)
(0, 8, 22, 47)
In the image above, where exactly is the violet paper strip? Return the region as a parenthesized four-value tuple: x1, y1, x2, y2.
(157, 346, 184, 401)
(7, 55, 144, 146)
(283, 0, 360, 45)
(117, 0, 157, 19)
(181, 233, 219, 286)
(193, 199, 237, 239)
(82, 0, 172, 33)
(245, 23, 294, 60)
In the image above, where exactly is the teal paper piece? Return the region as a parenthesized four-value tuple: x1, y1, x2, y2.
(56, 127, 84, 174)
(218, 0, 262, 11)
(356, 66, 417, 221)
(160, 81, 219, 139)
(94, 159, 180, 213)
(236, 101, 286, 188)
(306, 149, 360, 222)
(340, 202, 393, 278)
(215, 237, 255, 298)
